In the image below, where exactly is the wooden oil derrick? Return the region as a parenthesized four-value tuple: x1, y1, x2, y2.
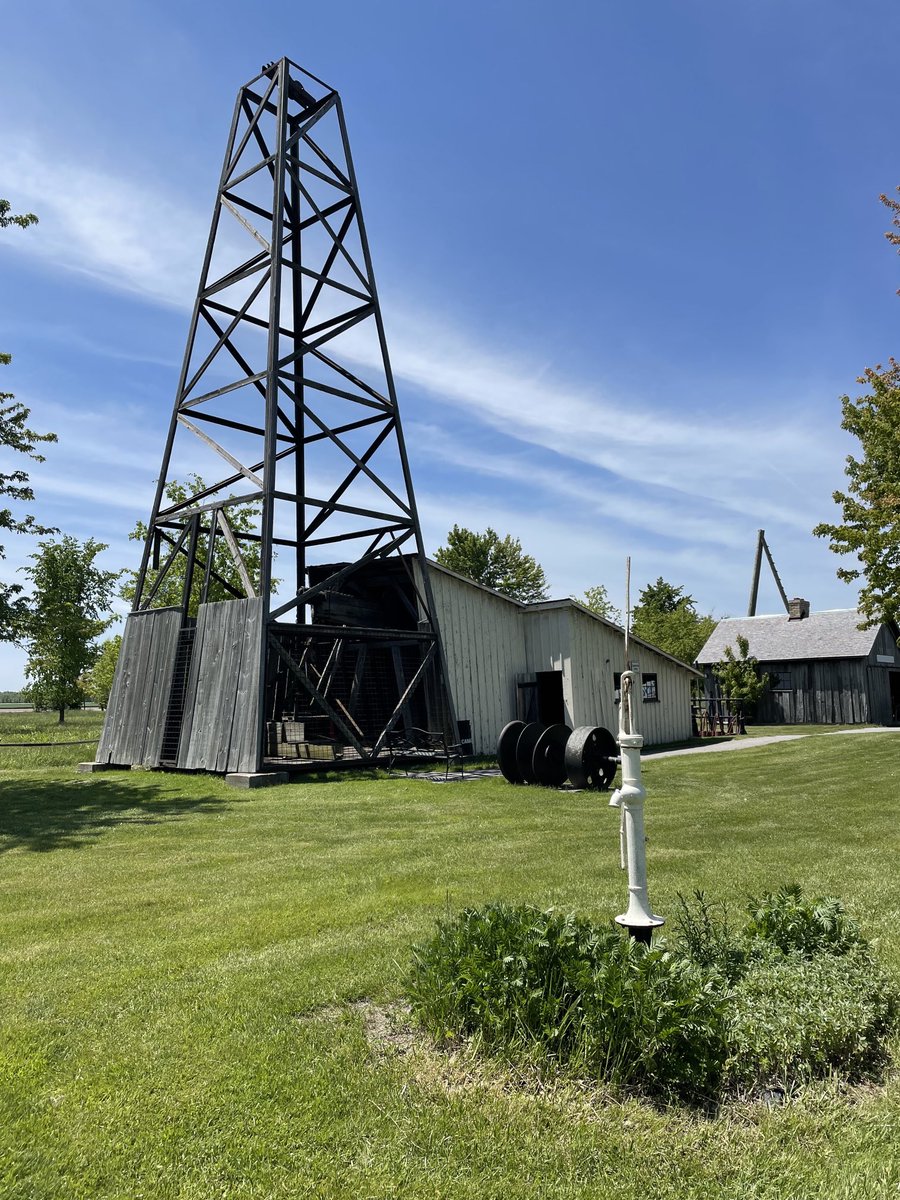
(96, 58, 455, 776)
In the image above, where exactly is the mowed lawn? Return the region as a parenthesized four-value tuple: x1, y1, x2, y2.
(2, 718, 900, 1199)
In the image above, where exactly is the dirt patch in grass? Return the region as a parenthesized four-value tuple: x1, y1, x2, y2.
(312, 999, 898, 1126)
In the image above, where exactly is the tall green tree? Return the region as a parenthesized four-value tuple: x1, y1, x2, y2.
(81, 634, 122, 709)
(631, 577, 716, 665)
(434, 525, 549, 603)
(712, 634, 770, 706)
(573, 584, 621, 624)
(121, 475, 264, 615)
(814, 189, 900, 627)
(21, 537, 119, 723)
(0, 200, 57, 639)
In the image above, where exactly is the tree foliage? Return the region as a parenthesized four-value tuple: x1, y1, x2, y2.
(121, 476, 264, 615)
(573, 584, 621, 624)
(0, 200, 38, 231)
(813, 190, 900, 627)
(434, 525, 549, 603)
(21, 537, 119, 722)
(813, 359, 900, 626)
(712, 634, 770, 705)
(81, 634, 122, 709)
(0, 200, 57, 640)
(631, 577, 715, 664)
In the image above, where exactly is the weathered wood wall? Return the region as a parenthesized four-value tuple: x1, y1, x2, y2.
(420, 562, 697, 752)
(419, 563, 527, 755)
(563, 606, 695, 745)
(177, 597, 264, 773)
(724, 629, 899, 725)
(96, 607, 183, 767)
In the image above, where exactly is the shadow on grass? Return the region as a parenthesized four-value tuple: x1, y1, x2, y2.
(0, 775, 229, 853)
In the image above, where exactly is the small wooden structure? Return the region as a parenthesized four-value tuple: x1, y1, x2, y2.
(419, 561, 702, 752)
(697, 607, 900, 725)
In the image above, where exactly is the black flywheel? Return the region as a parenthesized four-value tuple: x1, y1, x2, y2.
(514, 722, 544, 784)
(532, 723, 572, 787)
(564, 725, 618, 790)
(497, 720, 526, 783)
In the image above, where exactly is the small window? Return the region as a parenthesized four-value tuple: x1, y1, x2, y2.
(771, 670, 793, 692)
(615, 671, 659, 703)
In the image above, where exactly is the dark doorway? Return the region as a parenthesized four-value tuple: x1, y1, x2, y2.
(517, 681, 538, 723)
(536, 671, 566, 725)
(890, 672, 900, 724)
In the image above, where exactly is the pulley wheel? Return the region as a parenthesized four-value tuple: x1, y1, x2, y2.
(565, 725, 618, 790)
(515, 722, 544, 784)
(497, 720, 526, 783)
(532, 723, 572, 787)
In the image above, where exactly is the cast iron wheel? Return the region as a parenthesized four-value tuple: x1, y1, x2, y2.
(564, 725, 618, 790)
(532, 723, 572, 787)
(497, 720, 526, 783)
(515, 722, 544, 784)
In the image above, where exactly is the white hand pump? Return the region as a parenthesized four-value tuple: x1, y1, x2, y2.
(608, 557, 664, 944)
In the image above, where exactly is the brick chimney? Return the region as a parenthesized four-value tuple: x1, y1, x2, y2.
(788, 597, 810, 620)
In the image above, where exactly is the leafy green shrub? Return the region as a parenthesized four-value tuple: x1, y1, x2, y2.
(407, 903, 728, 1100)
(726, 945, 897, 1090)
(744, 883, 864, 957)
(409, 890, 900, 1104)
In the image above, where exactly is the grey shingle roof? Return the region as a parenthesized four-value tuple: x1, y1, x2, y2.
(696, 609, 882, 665)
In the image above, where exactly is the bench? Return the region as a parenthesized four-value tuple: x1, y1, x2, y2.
(386, 726, 467, 779)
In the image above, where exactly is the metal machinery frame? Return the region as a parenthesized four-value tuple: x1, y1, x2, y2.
(97, 58, 455, 773)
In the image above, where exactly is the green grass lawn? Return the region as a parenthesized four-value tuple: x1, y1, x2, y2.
(2, 718, 900, 1198)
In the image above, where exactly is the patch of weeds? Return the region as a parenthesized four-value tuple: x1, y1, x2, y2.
(407, 903, 728, 1103)
(408, 889, 900, 1107)
(673, 889, 747, 982)
(676, 885, 899, 1094)
(743, 883, 864, 957)
(725, 944, 897, 1093)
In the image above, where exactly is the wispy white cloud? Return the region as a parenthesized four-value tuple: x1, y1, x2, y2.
(2, 134, 203, 308)
(0, 129, 858, 625)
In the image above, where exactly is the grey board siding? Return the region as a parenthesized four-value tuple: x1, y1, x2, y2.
(421, 562, 696, 751)
(96, 607, 182, 766)
(420, 562, 526, 755)
(523, 608, 574, 722)
(726, 658, 873, 725)
(565, 608, 693, 745)
(178, 597, 264, 773)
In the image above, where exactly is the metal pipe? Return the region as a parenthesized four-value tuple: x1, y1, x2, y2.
(609, 669, 664, 943)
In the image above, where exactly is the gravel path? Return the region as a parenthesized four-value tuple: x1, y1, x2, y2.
(645, 726, 900, 760)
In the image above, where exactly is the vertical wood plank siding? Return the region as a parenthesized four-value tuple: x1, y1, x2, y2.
(96, 608, 183, 766)
(419, 564, 527, 754)
(523, 609, 574, 721)
(421, 563, 696, 752)
(744, 633, 899, 725)
(178, 597, 264, 773)
(564, 607, 694, 745)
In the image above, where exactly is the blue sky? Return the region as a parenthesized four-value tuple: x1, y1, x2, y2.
(1, 0, 898, 685)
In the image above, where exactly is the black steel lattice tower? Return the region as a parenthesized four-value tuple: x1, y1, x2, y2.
(97, 58, 455, 774)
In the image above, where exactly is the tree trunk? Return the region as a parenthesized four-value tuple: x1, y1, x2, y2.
(58, 706, 65, 724)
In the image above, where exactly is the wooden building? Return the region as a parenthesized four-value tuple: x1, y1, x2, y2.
(97, 555, 701, 773)
(696, 605, 900, 725)
(418, 560, 701, 752)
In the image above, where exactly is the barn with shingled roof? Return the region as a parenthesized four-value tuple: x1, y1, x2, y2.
(696, 602, 900, 725)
